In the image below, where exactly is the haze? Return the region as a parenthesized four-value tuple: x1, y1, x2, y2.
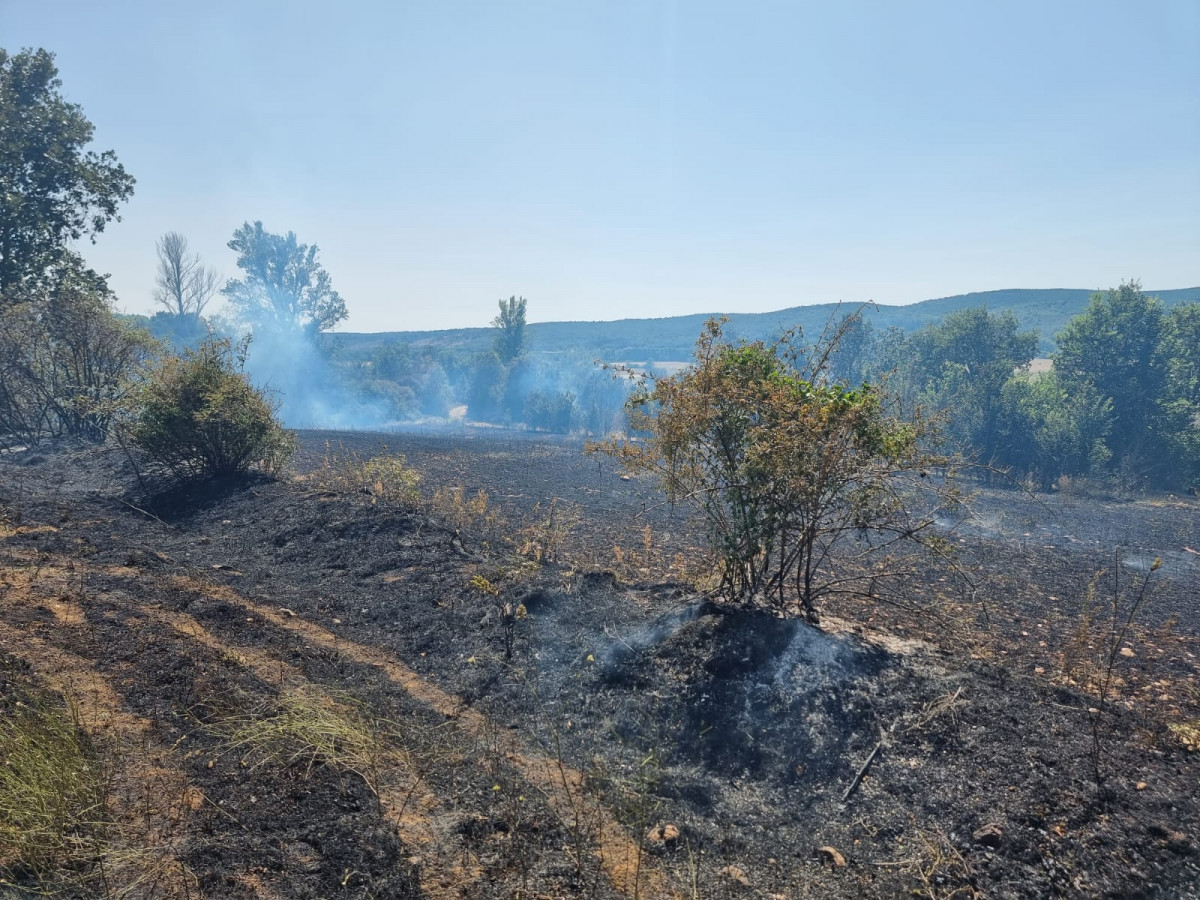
(3, 0, 1197, 331)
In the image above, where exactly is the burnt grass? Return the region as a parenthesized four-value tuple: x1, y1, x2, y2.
(1, 429, 1198, 899)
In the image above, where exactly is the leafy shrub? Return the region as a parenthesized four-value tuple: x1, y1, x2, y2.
(594, 316, 959, 623)
(133, 337, 295, 480)
(0, 265, 156, 445)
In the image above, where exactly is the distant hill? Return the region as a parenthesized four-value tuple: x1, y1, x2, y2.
(333, 286, 1200, 360)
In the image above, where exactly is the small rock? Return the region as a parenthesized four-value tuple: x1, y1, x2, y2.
(645, 823, 681, 846)
(816, 845, 847, 868)
(1120, 647, 1136, 658)
(973, 823, 1004, 848)
(718, 865, 750, 888)
(1136, 781, 1148, 790)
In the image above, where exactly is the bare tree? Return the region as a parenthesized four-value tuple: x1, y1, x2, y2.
(153, 232, 220, 321)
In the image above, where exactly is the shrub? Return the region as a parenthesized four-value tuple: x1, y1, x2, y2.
(133, 337, 295, 480)
(594, 316, 960, 623)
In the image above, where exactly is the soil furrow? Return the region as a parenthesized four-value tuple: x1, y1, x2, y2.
(162, 572, 684, 900)
(133, 598, 486, 899)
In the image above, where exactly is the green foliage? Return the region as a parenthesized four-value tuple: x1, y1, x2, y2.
(467, 351, 508, 422)
(997, 372, 1113, 489)
(898, 307, 1038, 466)
(1055, 282, 1169, 473)
(492, 295, 527, 364)
(0, 48, 135, 301)
(133, 337, 295, 480)
(524, 389, 576, 432)
(221, 221, 348, 336)
(596, 317, 957, 622)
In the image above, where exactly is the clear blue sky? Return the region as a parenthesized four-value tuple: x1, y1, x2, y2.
(4, 0, 1197, 331)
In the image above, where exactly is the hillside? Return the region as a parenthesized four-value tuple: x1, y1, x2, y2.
(332, 287, 1200, 360)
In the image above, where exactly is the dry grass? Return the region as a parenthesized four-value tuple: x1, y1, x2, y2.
(303, 441, 421, 504)
(218, 684, 396, 795)
(0, 689, 108, 883)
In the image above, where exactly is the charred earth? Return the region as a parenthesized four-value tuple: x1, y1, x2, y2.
(1, 429, 1198, 898)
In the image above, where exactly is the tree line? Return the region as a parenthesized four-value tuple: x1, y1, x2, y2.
(830, 287, 1199, 492)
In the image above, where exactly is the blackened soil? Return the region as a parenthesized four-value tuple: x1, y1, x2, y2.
(1, 433, 1198, 899)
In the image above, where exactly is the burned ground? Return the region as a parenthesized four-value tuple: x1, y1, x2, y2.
(1, 430, 1198, 898)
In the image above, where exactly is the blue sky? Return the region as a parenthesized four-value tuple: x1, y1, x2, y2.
(3, 0, 1197, 331)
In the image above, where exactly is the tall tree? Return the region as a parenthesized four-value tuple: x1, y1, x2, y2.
(1055, 282, 1168, 471)
(153, 232, 220, 321)
(1157, 303, 1200, 486)
(0, 49, 135, 301)
(492, 296, 527, 364)
(221, 221, 347, 336)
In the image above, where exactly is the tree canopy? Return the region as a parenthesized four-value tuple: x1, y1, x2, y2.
(1054, 282, 1170, 474)
(222, 221, 347, 336)
(492, 296, 527, 364)
(0, 48, 135, 301)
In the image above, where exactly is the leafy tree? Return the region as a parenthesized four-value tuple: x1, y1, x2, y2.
(222, 221, 347, 336)
(492, 296, 527, 364)
(1157, 303, 1200, 487)
(1055, 282, 1169, 474)
(0, 49, 135, 301)
(902, 308, 1038, 465)
(133, 336, 295, 480)
(524, 389, 576, 433)
(152, 232, 219, 322)
(997, 372, 1113, 489)
(596, 317, 957, 623)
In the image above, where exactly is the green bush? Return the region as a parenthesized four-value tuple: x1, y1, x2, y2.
(133, 337, 295, 480)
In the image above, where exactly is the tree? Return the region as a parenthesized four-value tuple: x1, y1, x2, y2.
(1055, 282, 1168, 474)
(1157, 303, 1200, 487)
(152, 232, 219, 322)
(467, 352, 507, 422)
(0, 49, 135, 301)
(902, 308, 1038, 465)
(221, 221, 347, 336)
(997, 372, 1113, 490)
(0, 259, 155, 443)
(595, 317, 958, 624)
(492, 296, 527, 364)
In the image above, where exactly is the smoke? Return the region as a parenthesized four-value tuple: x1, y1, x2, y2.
(237, 325, 393, 430)
(228, 320, 634, 434)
